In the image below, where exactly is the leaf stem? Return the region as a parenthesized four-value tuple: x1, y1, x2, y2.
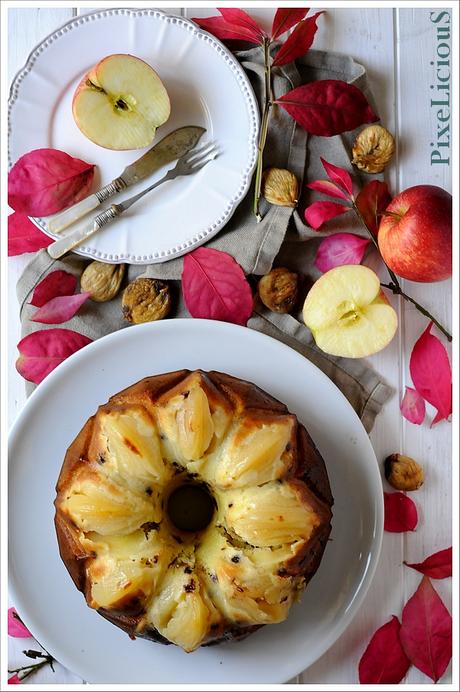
(8, 654, 54, 681)
(381, 283, 451, 341)
(253, 38, 272, 221)
(351, 201, 452, 341)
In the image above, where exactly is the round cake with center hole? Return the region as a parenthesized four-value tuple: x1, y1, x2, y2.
(55, 370, 333, 652)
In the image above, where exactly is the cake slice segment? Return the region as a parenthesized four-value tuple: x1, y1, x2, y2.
(145, 562, 212, 652)
(59, 468, 159, 536)
(80, 528, 174, 610)
(205, 413, 296, 489)
(223, 480, 325, 547)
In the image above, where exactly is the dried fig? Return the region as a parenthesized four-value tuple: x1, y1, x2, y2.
(80, 261, 125, 302)
(385, 453, 424, 491)
(122, 278, 171, 324)
(258, 267, 299, 314)
(262, 168, 299, 207)
(352, 125, 395, 173)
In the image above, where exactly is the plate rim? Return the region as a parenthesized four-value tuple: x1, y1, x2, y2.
(8, 319, 384, 684)
(8, 7, 260, 265)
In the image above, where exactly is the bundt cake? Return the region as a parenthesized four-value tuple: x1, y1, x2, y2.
(55, 369, 333, 652)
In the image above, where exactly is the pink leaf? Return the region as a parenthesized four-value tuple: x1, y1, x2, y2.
(16, 328, 92, 384)
(218, 7, 265, 39)
(8, 608, 33, 638)
(307, 180, 349, 201)
(192, 15, 263, 43)
(304, 200, 349, 230)
(8, 674, 21, 684)
(8, 212, 52, 256)
(29, 270, 78, 308)
(276, 80, 378, 136)
(8, 148, 95, 216)
(271, 8, 310, 39)
(356, 180, 392, 236)
(31, 292, 90, 325)
(404, 547, 452, 580)
(359, 616, 410, 684)
(272, 12, 323, 67)
(314, 233, 369, 272)
(400, 576, 452, 682)
(400, 386, 426, 425)
(410, 323, 452, 426)
(182, 248, 253, 326)
(384, 492, 418, 532)
(321, 157, 353, 195)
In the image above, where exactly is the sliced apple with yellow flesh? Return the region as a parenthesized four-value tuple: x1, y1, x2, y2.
(72, 54, 170, 150)
(303, 265, 397, 358)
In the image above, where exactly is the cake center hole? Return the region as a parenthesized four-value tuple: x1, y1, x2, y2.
(167, 484, 215, 532)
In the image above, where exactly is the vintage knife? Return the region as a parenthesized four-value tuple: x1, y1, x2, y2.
(46, 125, 206, 234)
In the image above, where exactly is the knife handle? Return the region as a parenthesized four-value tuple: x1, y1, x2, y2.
(47, 205, 121, 259)
(47, 194, 101, 234)
(46, 179, 126, 234)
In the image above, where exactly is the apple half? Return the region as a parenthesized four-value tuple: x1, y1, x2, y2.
(72, 54, 170, 150)
(303, 265, 398, 358)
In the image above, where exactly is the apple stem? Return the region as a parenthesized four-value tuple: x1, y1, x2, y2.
(253, 38, 272, 222)
(352, 202, 452, 342)
(381, 283, 452, 342)
(382, 210, 402, 221)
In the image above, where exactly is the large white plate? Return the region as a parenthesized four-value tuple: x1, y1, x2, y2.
(8, 8, 259, 264)
(9, 320, 383, 684)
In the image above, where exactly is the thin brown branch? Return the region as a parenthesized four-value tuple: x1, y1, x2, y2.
(351, 202, 451, 341)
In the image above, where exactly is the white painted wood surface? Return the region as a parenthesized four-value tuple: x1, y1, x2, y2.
(7, 6, 452, 685)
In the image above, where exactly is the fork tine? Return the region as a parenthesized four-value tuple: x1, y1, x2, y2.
(185, 141, 217, 163)
(188, 145, 218, 166)
(189, 151, 218, 172)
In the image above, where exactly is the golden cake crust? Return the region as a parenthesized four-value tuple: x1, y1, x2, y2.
(55, 370, 333, 651)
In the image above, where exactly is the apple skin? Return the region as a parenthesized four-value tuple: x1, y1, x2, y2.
(378, 185, 452, 282)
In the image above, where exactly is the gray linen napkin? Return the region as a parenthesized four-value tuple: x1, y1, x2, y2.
(17, 48, 392, 430)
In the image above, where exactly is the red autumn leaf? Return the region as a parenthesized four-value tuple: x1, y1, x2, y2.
(276, 80, 378, 136)
(29, 270, 78, 307)
(16, 328, 92, 384)
(321, 157, 353, 195)
(400, 576, 452, 682)
(192, 15, 263, 44)
(358, 615, 410, 684)
(8, 148, 95, 216)
(272, 12, 323, 67)
(8, 212, 52, 256)
(182, 247, 253, 326)
(314, 233, 369, 273)
(400, 386, 426, 425)
(218, 7, 265, 39)
(31, 292, 90, 325)
(384, 492, 418, 532)
(409, 322, 452, 426)
(356, 180, 392, 235)
(404, 547, 452, 580)
(8, 608, 33, 638)
(271, 8, 310, 39)
(307, 180, 349, 201)
(304, 200, 349, 230)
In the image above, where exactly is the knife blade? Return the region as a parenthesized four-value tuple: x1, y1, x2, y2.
(119, 125, 206, 185)
(46, 126, 206, 234)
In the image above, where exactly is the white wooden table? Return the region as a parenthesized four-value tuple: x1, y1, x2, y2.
(7, 4, 452, 685)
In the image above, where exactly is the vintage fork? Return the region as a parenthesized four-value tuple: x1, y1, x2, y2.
(47, 141, 219, 259)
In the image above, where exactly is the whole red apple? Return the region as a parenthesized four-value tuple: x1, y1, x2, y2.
(378, 185, 452, 282)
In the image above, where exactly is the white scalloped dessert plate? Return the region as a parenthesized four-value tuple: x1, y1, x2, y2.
(8, 8, 259, 264)
(9, 320, 383, 684)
